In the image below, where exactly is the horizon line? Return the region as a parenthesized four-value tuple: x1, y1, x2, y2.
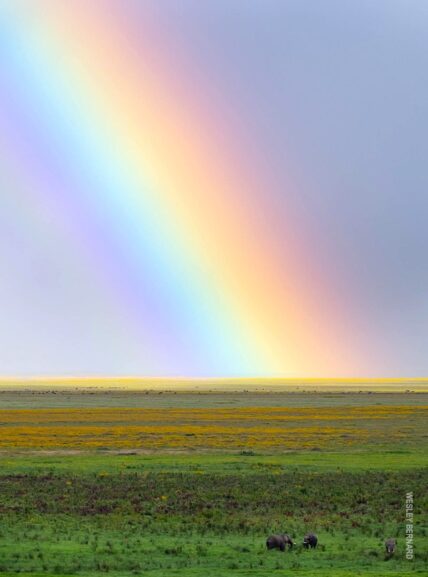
(0, 376, 427, 382)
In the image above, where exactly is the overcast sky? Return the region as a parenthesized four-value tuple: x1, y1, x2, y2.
(0, 0, 427, 376)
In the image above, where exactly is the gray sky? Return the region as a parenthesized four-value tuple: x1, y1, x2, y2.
(0, 0, 427, 376)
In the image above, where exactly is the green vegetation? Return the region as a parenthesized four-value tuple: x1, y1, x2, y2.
(0, 460, 426, 576)
(0, 450, 427, 475)
(0, 390, 426, 576)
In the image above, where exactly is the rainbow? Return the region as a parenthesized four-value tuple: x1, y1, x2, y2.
(0, 1, 362, 377)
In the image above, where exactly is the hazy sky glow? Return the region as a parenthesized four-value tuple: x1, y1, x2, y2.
(0, 0, 427, 377)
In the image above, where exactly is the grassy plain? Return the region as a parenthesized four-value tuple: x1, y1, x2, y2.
(0, 388, 427, 577)
(0, 404, 427, 452)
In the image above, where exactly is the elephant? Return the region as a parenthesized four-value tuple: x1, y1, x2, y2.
(303, 532, 318, 549)
(266, 534, 294, 552)
(385, 538, 396, 554)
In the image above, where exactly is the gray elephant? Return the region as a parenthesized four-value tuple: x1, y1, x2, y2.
(385, 538, 396, 554)
(303, 532, 318, 549)
(266, 534, 294, 551)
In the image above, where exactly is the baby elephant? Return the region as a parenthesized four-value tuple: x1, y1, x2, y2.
(303, 532, 318, 549)
(385, 538, 396, 555)
(266, 534, 294, 552)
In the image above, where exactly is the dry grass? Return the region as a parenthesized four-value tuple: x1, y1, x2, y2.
(1, 377, 428, 391)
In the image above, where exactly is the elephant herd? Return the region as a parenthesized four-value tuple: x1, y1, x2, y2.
(266, 532, 317, 551)
(266, 533, 397, 555)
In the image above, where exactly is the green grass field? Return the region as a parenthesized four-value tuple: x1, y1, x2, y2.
(0, 389, 426, 576)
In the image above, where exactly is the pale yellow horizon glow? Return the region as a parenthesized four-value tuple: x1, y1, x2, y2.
(0, 377, 427, 393)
